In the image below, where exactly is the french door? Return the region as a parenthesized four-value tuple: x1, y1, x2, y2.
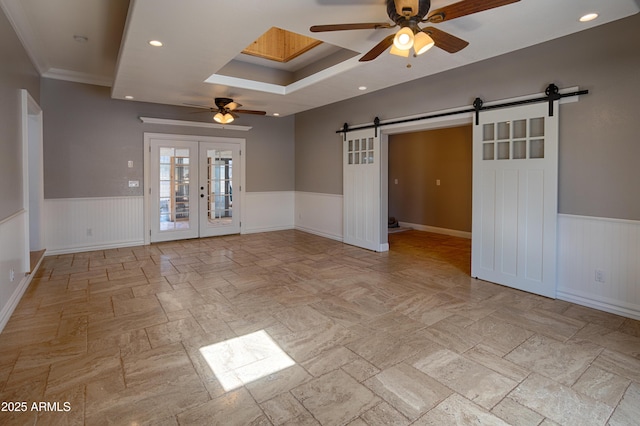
(146, 135, 242, 243)
(471, 101, 558, 298)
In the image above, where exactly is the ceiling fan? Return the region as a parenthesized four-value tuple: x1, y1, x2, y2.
(310, 0, 520, 61)
(185, 97, 266, 124)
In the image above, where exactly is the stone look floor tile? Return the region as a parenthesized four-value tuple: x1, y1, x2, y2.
(608, 382, 640, 426)
(177, 388, 266, 425)
(465, 314, 535, 355)
(364, 363, 452, 420)
(571, 365, 630, 407)
(359, 401, 410, 426)
(246, 364, 312, 403)
(509, 373, 613, 425)
(412, 348, 517, 409)
(490, 397, 544, 426)
(505, 334, 603, 386)
(1, 230, 638, 425)
(291, 369, 380, 425)
(260, 391, 312, 425)
(413, 394, 511, 426)
(592, 348, 640, 382)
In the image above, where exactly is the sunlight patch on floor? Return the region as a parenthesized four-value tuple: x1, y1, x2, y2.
(199, 330, 295, 391)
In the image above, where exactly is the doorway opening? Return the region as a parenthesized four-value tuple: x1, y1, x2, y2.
(381, 113, 473, 247)
(387, 125, 473, 238)
(385, 121, 473, 275)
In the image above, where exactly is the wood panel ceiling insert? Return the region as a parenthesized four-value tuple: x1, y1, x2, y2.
(242, 27, 323, 63)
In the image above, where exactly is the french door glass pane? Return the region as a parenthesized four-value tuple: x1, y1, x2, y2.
(207, 149, 233, 225)
(159, 147, 191, 231)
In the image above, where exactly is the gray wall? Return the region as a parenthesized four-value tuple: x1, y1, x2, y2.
(0, 9, 40, 220)
(295, 13, 640, 222)
(41, 79, 295, 199)
(389, 126, 472, 232)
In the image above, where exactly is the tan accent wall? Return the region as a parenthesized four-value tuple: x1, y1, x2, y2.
(389, 126, 472, 232)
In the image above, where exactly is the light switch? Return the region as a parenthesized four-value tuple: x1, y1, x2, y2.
(394, 179, 398, 185)
(436, 179, 441, 186)
(128, 160, 134, 168)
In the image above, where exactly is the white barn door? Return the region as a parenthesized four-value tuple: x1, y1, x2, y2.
(472, 101, 558, 298)
(343, 128, 387, 252)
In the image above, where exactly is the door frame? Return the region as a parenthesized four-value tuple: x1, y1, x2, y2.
(21, 89, 44, 271)
(143, 133, 246, 245)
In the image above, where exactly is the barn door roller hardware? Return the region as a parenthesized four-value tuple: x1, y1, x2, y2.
(338, 83, 588, 135)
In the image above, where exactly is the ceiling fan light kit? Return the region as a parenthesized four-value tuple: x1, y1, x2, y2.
(390, 44, 410, 57)
(414, 31, 435, 55)
(213, 112, 235, 124)
(186, 97, 266, 124)
(310, 0, 520, 62)
(393, 26, 414, 50)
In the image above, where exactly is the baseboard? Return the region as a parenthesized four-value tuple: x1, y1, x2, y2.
(398, 222, 472, 239)
(295, 225, 343, 242)
(0, 253, 44, 333)
(243, 225, 294, 235)
(45, 239, 145, 255)
(557, 290, 640, 321)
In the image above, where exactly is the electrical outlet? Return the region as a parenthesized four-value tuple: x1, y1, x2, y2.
(86, 228, 93, 237)
(595, 269, 605, 283)
(9, 268, 15, 282)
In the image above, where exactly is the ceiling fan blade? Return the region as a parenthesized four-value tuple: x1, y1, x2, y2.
(226, 102, 242, 111)
(183, 103, 213, 110)
(426, 0, 520, 23)
(359, 34, 395, 62)
(234, 109, 267, 115)
(310, 22, 392, 32)
(422, 27, 469, 53)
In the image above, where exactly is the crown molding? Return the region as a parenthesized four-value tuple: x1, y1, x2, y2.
(0, 0, 50, 74)
(139, 117, 252, 131)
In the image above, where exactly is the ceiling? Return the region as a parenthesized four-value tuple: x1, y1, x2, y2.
(2, 0, 639, 118)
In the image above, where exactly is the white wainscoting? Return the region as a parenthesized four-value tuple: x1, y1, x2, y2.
(294, 191, 343, 241)
(242, 191, 295, 234)
(0, 210, 31, 332)
(557, 214, 640, 320)
(45, 196, 145, 255)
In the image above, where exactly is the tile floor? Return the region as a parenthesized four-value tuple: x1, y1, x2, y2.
(0, 230, 639, 425)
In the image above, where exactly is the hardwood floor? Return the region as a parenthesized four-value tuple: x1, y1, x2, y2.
(0, 230, 638, 425)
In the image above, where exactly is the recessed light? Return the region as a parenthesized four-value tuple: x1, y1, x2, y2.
(124, 95, 134, 100)
(358, 86, 367, 91)
(148, 40, 163, 47)
(273, 113, 280, 117)
(579, 13, 598, 22)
